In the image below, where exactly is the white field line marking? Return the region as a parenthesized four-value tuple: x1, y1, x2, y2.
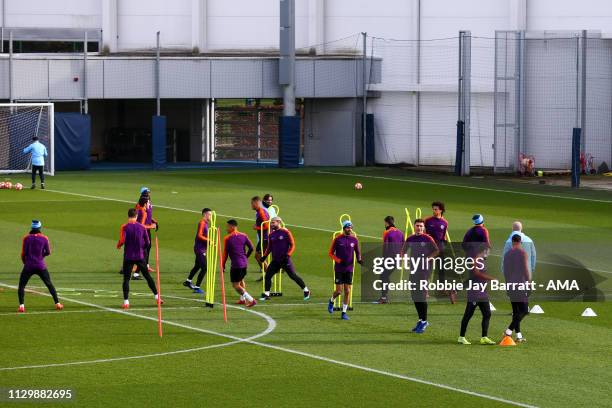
(317, 170, 612, 204)
(44, 188, 360, 238)
(1, 285, 536, 408)
(12, 286, 388, 308)
(10, 286, 381, 307)
(7, 285, 465, 307)
(0, 199, 98, 203)
(1, 344, 232, 372)
(44, 188, 612, 275)
(0, 282, 276, 372)
(0, 306, 199, 317)
(162, 295, 539, 408)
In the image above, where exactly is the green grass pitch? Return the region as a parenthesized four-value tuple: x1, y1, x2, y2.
(0, 168, 610, 408)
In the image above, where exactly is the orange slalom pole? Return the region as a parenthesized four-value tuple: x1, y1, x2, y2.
(154, 234, 163, 337)
(217, 228, 227, 323)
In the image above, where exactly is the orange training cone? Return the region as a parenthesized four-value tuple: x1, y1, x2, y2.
(499, 335, 516, 346)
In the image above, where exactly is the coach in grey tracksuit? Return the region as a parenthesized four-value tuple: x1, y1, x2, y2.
(501, 221, 537, 276)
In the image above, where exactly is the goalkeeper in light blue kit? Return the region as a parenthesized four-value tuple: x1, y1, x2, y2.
(22, 136, 48, 189)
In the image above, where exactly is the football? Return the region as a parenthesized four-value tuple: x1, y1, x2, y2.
(4, 181, 12, 189)
(0, 182, 5, 189)
(14, 183, 23, 190)
(354, 182, 363, 190)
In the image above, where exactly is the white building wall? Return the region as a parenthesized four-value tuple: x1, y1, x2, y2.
(206, 0, 315, 50)
(369, 92, 416, 164)
(206, 0, 279, 50)
(3, 0, 612, 49)
(117, 0, 192, 50)
(324, 0, 413, 41)
(527, 0, 612, 31)
(420, 0, 510, 38)
(2, 0, 100, 28)
(3, 0, 612, 167)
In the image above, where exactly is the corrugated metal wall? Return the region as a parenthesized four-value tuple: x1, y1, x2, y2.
(0, 56, 381, 101)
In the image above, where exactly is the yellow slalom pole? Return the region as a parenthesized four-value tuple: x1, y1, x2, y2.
(401, 208, 415, 282)
(401, 207, 421, 281)
(274, 205, 281, 295)
(415, 208, 424, 279)
(206, 212, 212, 304)
(445, 230, 456, 258)
(205, 211, 218, 308)
(349, 228, 357, 310)
(274, 205, 282, 295)
(216, 228, 227, 322)
(213, 220, 218, 304)
(331, 229, 342, 310)
(332, 214, 357, 310)
(339, 213, 351, 227)
(402, 208, 409, 282)
(332, 214, 350, 310)
(205, 213, 211, 305)
(261, 204, 282, 297)
(404, 208, 415, 237)
(260, 218, 270, 295)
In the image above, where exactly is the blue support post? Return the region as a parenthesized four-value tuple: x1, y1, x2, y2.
(455, 120, 464, 176)
(279, 116, 300, 168)
(571, 128, 581, 188)
(152, 115, 166, 169)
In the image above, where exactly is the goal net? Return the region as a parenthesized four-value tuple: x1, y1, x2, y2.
(0, 103, 54, 175)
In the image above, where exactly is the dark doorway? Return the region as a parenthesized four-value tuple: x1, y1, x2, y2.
(89, 99, 197, 163)
(214, 99, 302, 162)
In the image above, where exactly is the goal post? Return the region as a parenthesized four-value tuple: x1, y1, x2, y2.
(0, 103, 54, 176)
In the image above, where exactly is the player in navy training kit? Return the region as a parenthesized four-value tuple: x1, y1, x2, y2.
(183, 208, 212, 293)
(404, 219, 439, 334)
(425, 201, 455, 303)
(18, 220, 63, 312)
(503, 234, 531, 343)
(117, 208, 160, 309)
(378, 216, 404, 304)
(328, 220, 362, 320)
(259, 217, 310, 301)
(222, 219, 256, 307)
(458, 244, 496, 345)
